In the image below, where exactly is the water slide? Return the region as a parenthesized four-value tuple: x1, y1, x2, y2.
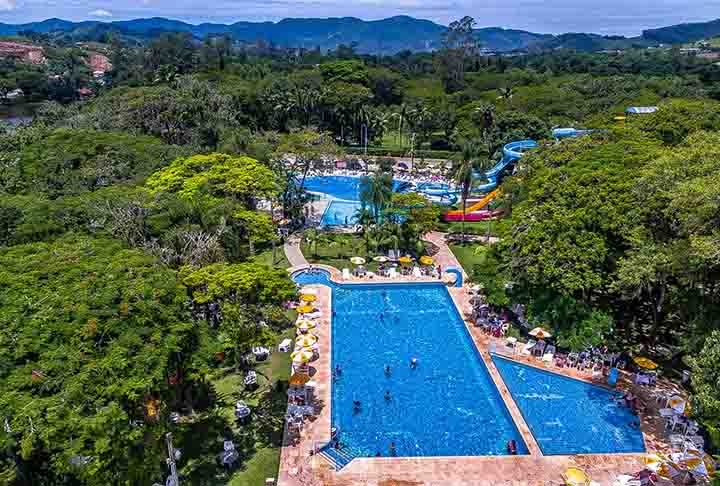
(442, 140, 537, 222)
(445, 189, 499, 219)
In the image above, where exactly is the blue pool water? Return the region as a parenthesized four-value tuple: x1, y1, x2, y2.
(321, 200, 362, 226)
(292, 269, 335, 287)
(330, 283, 527, 458)
(302, 175, 407, 202)
(492, 356, 646, 455)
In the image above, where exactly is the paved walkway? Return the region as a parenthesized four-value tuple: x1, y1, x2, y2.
(424, 231, 468, 279)
(284, 233, 308, 267)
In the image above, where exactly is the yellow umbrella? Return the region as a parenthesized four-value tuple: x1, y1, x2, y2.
(296, 304, 315, 314)
(295, 319, 316, 331)
(399, 256, 414, 264)
(529, 327, 552, 339)
(350, 256, 366, 265)
(300, 294, 317, 302)
(291, 349, 314, 363)
(296, 334, 318, 348)
(633, 357, 658, 370)
(562, 467, 590, 486)
(289, 372, 311, 386)
(419, 256, 434, 265)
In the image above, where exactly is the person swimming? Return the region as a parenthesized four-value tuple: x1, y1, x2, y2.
(506, 439, 518, 455)
(384, 391, 391, 401)
(389, 442, 397, 456)
(384, 365, 391, 376)
(335, 364, 342, 377)
(410, 358, 418, 369)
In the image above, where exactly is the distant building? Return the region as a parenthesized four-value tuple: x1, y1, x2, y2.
(626, 106, 658, 115)
(6, 88, 24, 100)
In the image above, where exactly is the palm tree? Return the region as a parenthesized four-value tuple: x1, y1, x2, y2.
(359, 174, 393, 223)
(454, 141, 480, 242)
(305, 228, 323, 258)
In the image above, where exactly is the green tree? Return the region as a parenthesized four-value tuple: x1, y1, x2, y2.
(453, 140, 480, 241)
(0, 235, 204, 485)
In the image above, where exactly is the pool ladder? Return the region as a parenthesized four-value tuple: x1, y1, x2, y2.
(316, 442, 359, 470)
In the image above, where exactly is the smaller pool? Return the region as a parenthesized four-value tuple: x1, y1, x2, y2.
(292, 268, 335, 287)
(321, 200, 362, 226)
(492, 356, 646, 455)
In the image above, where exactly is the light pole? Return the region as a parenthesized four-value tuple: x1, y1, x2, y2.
(165, 432, 180, 486)
(361, 124, 368, 156)
(410, 132, 416, 174)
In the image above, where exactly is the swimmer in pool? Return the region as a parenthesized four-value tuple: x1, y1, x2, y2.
(384, 365, 391, 376)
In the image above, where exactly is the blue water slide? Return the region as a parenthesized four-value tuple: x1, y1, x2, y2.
(552, 128, 593, 139)
(485, 140, 538, 179)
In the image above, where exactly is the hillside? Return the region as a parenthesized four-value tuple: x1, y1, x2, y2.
(1, 15, 720, 54)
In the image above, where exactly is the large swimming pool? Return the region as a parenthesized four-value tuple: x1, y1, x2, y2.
(492, 356, 646, 455)
(299, 273, 528, 458)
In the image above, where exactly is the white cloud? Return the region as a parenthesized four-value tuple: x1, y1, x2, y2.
(0, 0, 16, 12)
(89, 8, 112, 17)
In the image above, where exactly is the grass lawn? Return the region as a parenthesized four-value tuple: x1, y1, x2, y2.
(179, 327, 295, 486)
(436, 220, 495, 236)
(449, 241, 486, 275)
(250, 245, 290, 269)
(301, 233, 383, 272)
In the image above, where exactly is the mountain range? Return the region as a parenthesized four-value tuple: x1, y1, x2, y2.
(1, 15, 719, 54)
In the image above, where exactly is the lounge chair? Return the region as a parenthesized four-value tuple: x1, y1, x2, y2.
(278, 339, 292, 352)
(252, 346, 270, 361)
(388, 267, 398, 278)
(412, 266, 422, 278)
(388, 249, 400, 261)
(342, 268, 351, 280)
(521, 339, 537, 356)
(542, 345, 555, 363)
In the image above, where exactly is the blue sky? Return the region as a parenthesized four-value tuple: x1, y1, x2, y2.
(1, 0, 719, 36)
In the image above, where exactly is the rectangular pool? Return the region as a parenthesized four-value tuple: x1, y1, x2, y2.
(331, 283, 527, 458)
(321, 200, 361, 226)
(492, 355, 646, 455)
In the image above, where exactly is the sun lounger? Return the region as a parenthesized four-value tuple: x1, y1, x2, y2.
(542, 352, 554, 363)
(412, 266, 422, 278)
(521, 340, 537, 356)
(388, 249, 400, 261)
(305, 311, 322, 319)
(342, 268, 351, 280)
(278, 339, 292, 352)
(252, 346, 270, 361)
(388, 267, 398, 278)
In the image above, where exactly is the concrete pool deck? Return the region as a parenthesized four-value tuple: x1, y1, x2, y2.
(278, 239, 671, 485)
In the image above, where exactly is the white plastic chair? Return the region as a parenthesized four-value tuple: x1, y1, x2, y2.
(342, 268, 351, 280)
(542, 352, 554, 363)
(389, 267, 398, 278)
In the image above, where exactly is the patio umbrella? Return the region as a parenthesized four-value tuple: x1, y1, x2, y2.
(295, 319, 316, 331)
(350, 257, 366, 265)
(633, 357, 658, 370)
(296, 334, 318, 348)
(291, 349, 314, 364)
(300, 294, 317, 303)
(300, 287, 318, 296)
(562, 467, 590, 486)
(289, 372, 311, 386)
(399, 256, 414, 264)
(529, 327, 552, 339)
(373, 256, 389, 263)
(419, 256, 434, 265)
(296, 304, 315, 314)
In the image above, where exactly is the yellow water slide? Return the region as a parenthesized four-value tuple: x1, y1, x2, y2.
(446, 189, 499, 216)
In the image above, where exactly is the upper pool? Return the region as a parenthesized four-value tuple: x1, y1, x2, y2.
(492, 355, 646, 455)
(330, 282, 527, 458)
(301, 175, 408, 202)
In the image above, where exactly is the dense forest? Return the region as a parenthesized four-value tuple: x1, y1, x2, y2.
(1, 17, 720, 485)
